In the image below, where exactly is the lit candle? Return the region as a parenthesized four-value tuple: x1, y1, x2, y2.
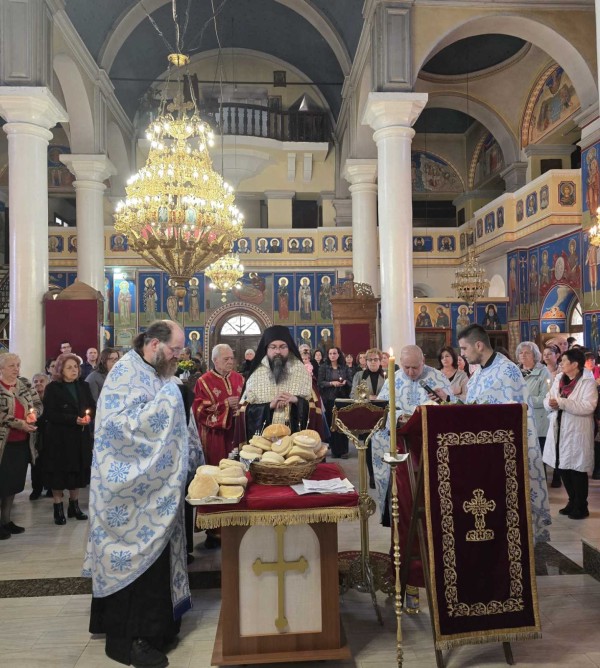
(388, 348, 397, 457)
(26, 407, 36, 424)
(84, 409, 91, 424)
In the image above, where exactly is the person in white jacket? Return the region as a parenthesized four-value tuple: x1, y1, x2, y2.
(543, 347, 598, 520)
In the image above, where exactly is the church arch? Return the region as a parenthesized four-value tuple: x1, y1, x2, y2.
(53, 53, 95, 153)
(488, 274, 506, 298)
(205, 303, 272, 363)
(416, 15, 597, 110)
(99, 0, 351, 76)
(107, 121, 131, 197)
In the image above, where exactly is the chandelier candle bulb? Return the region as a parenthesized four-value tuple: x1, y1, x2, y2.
(388, 349, 397, 457)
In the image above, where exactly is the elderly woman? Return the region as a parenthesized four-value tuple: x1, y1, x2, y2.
(517, 341, 552, 450)
(438, 346, 469, 401)
(544, 348, 598, 520)
(29, 373, 49, 500)
(0, 354, 42, 539)
(85, 348, 120, 402)
(43, 353, 96, 526)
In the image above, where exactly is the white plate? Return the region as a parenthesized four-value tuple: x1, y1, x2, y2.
(185, 493, 243, 506)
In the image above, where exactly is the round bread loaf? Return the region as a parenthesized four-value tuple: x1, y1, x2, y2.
(218, 485, 244, 499)
(293, 434, 320, 449)
(215, 473, 248, 487)
(262, 423, 291, 440)
(261, 451, 285, 465)
(272, 435, 293, 456)
(295, 429, 321, 443)
(196, 464, 221, 476)
(242, 443, 263, 455)
(189, 475, 219, 499)
(249, 435, 273, 451)
(288, 445, 317, 460)
(284, 455, 305, 465)
(219, 459, 245, 471)
(315, 444, 328, 458)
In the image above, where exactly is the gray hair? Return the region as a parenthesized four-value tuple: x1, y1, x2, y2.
(400, 345, 424, 361)
(244, 348, 255, 356)
(212, 343, 233, 363)
(0, 353, 20, 369)
(515, 341, 542, 364)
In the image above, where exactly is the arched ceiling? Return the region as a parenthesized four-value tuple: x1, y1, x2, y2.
(64, 0, 363, 120)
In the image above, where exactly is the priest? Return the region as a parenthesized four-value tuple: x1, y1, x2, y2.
(83, 320, 203, 668)
(193, 343, 244, 465)
(371, 344, 452, 612)
(458, 323, 551, 543)
(242, 325, 312, 437)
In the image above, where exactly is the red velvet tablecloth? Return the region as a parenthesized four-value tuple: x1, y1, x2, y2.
(195, 463, 360, 529)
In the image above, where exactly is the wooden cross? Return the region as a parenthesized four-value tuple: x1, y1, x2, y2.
(252, 525, 308, 632)
(463, 488, 496, 542)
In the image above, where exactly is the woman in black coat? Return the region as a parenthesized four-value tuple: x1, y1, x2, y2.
(43, 353, 96, 526)
(318, 347, 353, 458)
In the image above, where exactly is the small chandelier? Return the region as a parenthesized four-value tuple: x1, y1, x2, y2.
(590, 207, 600, 247)
(114, 53, 244, 299)
(206, 253, 244, 302)
(451, 247, 489, 311)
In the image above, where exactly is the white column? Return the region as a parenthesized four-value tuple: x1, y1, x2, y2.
(0, 87, 67, 378)
(343, 159, 379, 295)
(60, 155, 116, 292)
(363, 92, 428, 352)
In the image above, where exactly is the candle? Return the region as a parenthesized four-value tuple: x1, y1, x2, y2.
(388, 348, 397, 457)
(26, 407, 36, 424)
(84, 409, 91, 424)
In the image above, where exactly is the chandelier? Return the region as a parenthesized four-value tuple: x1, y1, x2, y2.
(114, 54, 244, 298)
(589, 207, 600, 247)
(206, 253, 244, 302)
(451, 247, 489, 311)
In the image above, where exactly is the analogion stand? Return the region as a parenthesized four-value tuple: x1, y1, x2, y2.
(195, 463, 359, 666)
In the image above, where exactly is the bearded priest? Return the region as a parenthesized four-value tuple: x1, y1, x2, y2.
(242, 325, 312, 437)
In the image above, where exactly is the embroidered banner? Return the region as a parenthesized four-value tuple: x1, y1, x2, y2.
(421, 404, 541, 649)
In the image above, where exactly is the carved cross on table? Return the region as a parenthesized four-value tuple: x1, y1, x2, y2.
(252, 525, 308, 632)
(463, 488, 496, 542)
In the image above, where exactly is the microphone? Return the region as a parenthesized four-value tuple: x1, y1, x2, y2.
(419, 380, 442, 404)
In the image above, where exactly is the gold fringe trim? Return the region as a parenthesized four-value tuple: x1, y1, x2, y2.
(196, 506, 359, 530)
(436, 630, 541, 651)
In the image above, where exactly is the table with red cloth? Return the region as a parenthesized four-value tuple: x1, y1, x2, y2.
(195, 463, 358, 666)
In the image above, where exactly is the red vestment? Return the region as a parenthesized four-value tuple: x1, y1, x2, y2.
(193, 370, 244, 465)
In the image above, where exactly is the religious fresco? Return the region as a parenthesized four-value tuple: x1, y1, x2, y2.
(522, 65, 579, 147)
(316, 272, 334, 321)
(558, 181, 576, 206)
(296, 326, 316, 350)
(110, 234, 128, 252)
(528, 249, 540, 319)
(114, 277, 136, 328)
(471, 132, 504, 188)
(103, 326, 114, 347)
(234, 237, 251, 254)
(342, 235, 352, 252)
(466, 229, 475, 247)
(520, 321, 529, 343)
(184, 328, 205, 357)
(518, 250, 529, 321)
(411, 150, 463, 193)
(484, 212, 495, 234)
(322, 235, 338, 253)
(414, 303, 451, 328)
(255, 237, 283, 254)
(413, 236, 433, 252)
(297, 273, 316, 324)
(477, 303, 507, 330)
(49, 272, 68, 290)
(526, 192, 537, 217)
(476, 219, 483, 239)
(460, 233, 466, 251)
(48, 145, 75, 191)
(104, 273, 113, 325)
(540, 186, 549, 210)
(287, 237, 314, 254)
(507, 252, 519, 320)
(585, 313, 600, 354)
(48, 235, 64, 253)
(437, 235, 455, 252)
(583, 232, 600, 310)
(317, 327, 334, 352)
(582, 142, 600, 219)
(273, 273, 295, 324)
(68, 235, 77, 253)
(497, 206, 505, 228)
(137, 272, 162, 325)
(516, 200, 524, 222)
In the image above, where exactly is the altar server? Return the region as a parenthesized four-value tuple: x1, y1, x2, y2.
(83, 320, 203, 668)
(459, 324, 551, 543)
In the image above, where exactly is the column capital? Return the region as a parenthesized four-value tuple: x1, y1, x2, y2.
(362, 92, 428, 132)
(523, 144, 576, 158)
(59, 154, 116, 182)
(349, 182, 378, 195)
(332, 199, 352, 226)
(0, 87, 67, 128)
(500, 161, 528, 193)
(342, 159, 378, 185)
(264, 190, 295, 200)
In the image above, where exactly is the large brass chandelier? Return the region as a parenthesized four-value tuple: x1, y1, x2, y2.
(206, 253, 244, 302)
(114, 54, 244, 298)
(451, 246, 489, 311)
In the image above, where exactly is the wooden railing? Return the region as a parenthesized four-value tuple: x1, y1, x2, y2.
(204, 103, 330, 143)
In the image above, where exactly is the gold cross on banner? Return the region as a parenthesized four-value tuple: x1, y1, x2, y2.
(252, 525, 308, 632)
(463, 488, 496, 542)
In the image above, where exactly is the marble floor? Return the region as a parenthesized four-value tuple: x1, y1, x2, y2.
(1, 453, 600, 668)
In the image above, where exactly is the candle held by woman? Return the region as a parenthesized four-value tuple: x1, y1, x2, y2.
(388, 348, 397, 457)
(26, 407, 37, 424)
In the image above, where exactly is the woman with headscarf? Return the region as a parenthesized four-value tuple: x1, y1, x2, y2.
(0, 354, 41, 539)
(43, 353, 96, 526)
(544, 348, 597, 520)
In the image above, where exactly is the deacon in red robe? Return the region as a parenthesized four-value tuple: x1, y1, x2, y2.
(193, 344, 244, 466)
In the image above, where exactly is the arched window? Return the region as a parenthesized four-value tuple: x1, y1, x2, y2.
(220, 315, 261, 336)
(568, 300, 584, 346)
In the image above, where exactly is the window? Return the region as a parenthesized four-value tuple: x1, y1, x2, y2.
(220, 315, 261, 336)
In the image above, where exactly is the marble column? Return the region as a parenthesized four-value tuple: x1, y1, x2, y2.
(363, 92, 427, 351)
(343, 159, 379, 295)
(60, 155, 116, 293)
(0, 87, 67, 378)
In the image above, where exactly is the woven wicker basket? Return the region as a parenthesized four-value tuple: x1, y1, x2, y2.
(250, 455, 325, 485)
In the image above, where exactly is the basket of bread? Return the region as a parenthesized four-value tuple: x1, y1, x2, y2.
(186, 458, 248, 505)
(239, 424, 328, 485)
